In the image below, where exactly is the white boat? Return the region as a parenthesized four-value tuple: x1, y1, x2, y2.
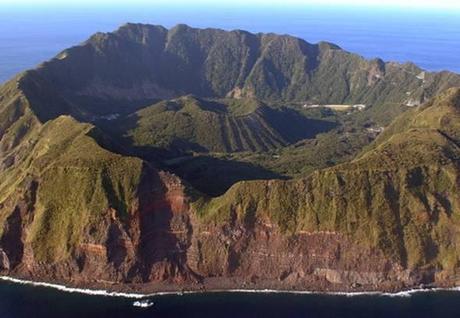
(133, 300, 154, 308)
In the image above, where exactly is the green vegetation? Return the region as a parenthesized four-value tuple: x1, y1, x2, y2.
(27, 117, 144, 262)
(112, 95, 335, 153)
(31, 23, 460, 120)
(0, 23, 460, 275)
(194, 88, 460, 269)
(0, 92, 146, 261)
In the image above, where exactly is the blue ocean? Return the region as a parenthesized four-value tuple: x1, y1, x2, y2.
(1, 3, 460, 317)
(2, 280, 460, 318)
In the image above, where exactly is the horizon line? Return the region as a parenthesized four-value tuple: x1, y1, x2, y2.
(2, 1, 460, 12)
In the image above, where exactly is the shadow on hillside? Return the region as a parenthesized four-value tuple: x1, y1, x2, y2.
(86, 127, 286, 197)
(91, 103, 338, 197)
(263, 106, 338, 143)
(164, 155, 288, 197)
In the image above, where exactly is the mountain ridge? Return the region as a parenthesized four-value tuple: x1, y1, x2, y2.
(26, 23, 460, 119)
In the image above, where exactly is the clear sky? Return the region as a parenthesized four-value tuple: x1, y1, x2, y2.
(1, 0, 460, 10)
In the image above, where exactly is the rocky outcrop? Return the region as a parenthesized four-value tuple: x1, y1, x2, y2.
(0, 248, 9, 271)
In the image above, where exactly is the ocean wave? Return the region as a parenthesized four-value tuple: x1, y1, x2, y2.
(218, 288, 460, 298)
(1, 275, 459, 299)
(0, 276, 147, 299)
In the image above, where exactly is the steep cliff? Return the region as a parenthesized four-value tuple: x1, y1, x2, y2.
(0, 77, 459, 292)
(191, 88, 460, 289)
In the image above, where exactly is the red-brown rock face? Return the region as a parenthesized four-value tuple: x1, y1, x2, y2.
(0, 167, 453, 293)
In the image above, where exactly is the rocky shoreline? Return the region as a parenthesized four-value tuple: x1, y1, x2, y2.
(1, 273, 457, 298)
